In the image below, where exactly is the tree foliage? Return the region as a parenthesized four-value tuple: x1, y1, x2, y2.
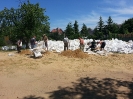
(93, 16, 104, 39)
(97, 16, 104, 32)
(119, 18, 133, 34)
(80, 23, 88, 37)
(73, 20, 79, 38)
(0, 0, 50, 48)
(73, 20, 79, 33)
(106, 16, 113, 32)
(65, 22, 74, 39)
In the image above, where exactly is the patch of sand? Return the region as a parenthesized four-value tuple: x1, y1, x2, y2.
(0, 50, 133, 99)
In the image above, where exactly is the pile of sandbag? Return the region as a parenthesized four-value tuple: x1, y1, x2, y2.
(1, 46, 16, 50)
(1, 38, 133, 57)
(43, 39, 133, 54)
(104, 39, 133, 54)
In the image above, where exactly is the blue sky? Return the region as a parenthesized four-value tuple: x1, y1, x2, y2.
(0, 0, 133, 31)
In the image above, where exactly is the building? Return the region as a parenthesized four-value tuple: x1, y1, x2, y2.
(51, 28, 64, 35)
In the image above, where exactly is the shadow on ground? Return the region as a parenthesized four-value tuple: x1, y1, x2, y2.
(21, 95, 45, 99)
(47, 77, 133, 99)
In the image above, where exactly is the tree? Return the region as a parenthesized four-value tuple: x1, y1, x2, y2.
(119, 18, 133, 34)
(92, 27, 98, 39)
(94, 16, 104, 39)
(0, 0, 50, 48)
(20, 0, 50, 48)
(97, 16, 104, 32)
(65, 22, 74, 39)
(38, 23, 50, 40)
(111, 23, 119, 34)
(106, 16, 113, 32)
(73, 20, 79, 38)
(80, 23, 88, 37)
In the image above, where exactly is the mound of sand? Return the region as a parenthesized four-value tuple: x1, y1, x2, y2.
(60, 49, 89, 58)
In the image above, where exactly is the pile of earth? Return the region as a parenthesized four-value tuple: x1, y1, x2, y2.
(60, 49, 89, 58)
(19, 49, 89, 59)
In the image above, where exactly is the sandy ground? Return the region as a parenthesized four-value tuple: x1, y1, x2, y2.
(0, 49, 133, 99)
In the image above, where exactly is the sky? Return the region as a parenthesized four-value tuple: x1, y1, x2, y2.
(0, 0, 133, 31)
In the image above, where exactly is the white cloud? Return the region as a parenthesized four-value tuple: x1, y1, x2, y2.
(97, 0, 133, 24)
(100, 0, 133, 15)
(105, 7, 133, 15)
(113, 16, 129, 24)
(119, 0, 127, 6)
(103, 0, 127, 7)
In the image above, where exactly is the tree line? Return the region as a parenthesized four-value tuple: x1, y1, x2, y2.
(0, 0, 133, 48)
(64, 16, 133, 40)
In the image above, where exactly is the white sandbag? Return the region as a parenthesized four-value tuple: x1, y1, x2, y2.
(26, 38, 133, 54)
(2, 46, 9, 50)
(96, 51, 107, 56)
(87, 50, 98, 55)
(9, 46, 16, 50)
(34, 51, 42, 57)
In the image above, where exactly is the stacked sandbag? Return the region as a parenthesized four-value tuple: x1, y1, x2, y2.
(104, 39, 133, 54)
(2, 38, 133, 55)
(1, 46, 16, 50)
(36, 39, 133, 54)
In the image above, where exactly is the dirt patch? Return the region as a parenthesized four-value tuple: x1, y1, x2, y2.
(0, 50, 133, 99)
(19, 49, 32, 55)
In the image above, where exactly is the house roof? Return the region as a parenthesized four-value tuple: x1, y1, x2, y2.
(51, 28, 64, 34)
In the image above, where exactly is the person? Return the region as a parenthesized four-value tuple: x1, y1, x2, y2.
(79, 37, 84, 51)
(100, 40, 106, 51)
(63, 36, 69, 51)
(90, 39, 96, 51)
(30, 36, 36, 49)
(96, 41, 101, 51)
(17, 39, 22, 53)
(42, 34, 48, 51)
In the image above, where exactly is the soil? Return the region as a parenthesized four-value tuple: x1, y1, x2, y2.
(0, 49, 133, 99)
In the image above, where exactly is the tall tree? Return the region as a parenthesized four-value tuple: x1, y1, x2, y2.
(80, 23, 88, 37)
(106, 16, 113, 32)
(119, 18, 133, 34)
(93, 27, 99, 39)
(0, 7, 18, 44)
(111, 23, 119, 34)
(97, 16, 104, 32)
(93, 29, 104, 39)
(65, 22, 74, 39)
(73, 20, 79, 38)
(95, 16, 104, 39)
(20, 0, 49, 48)
(0, 0, 50, 48)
